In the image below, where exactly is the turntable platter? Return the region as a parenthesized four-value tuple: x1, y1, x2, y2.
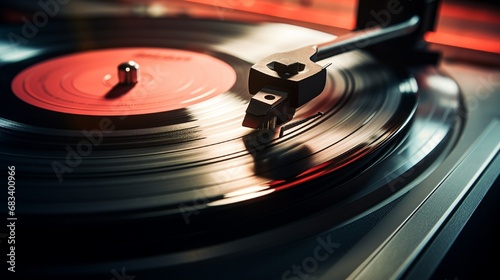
(0, 17, 461, 277)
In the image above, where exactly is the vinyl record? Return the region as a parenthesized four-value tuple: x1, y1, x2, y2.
(0, 17, 461, 278)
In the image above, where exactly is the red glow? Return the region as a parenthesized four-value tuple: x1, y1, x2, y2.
(187, 0, 499, 54)
(439, 3, 500, 25)
(426, 31, 500, 54)
(186, 0, 356, 29)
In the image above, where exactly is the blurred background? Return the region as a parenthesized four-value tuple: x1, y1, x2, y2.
(1, 0, 499, 60)
(0, 0, 500, 60)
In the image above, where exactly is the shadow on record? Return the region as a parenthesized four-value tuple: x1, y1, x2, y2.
(242, 129, 315, 180)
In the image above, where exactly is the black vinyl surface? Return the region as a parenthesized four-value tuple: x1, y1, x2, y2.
(0, 17, 462, 278)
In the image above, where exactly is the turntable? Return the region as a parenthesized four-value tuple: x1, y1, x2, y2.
(0, 0, 499, 279)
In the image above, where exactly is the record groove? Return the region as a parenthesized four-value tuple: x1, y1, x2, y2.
(0, 17, 461, 274)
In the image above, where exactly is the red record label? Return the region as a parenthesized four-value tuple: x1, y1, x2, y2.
(11, 48, 237, 116)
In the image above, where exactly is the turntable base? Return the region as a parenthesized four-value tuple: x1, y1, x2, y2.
(0, 16, 476, 280)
